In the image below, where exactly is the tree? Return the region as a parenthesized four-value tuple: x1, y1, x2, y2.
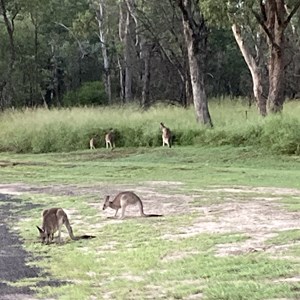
(252, 0, 300, 113)
(202, 0, 300, 115)
(90, 0, 112, 103)
(118, 0, 133, 102)
(0, 0, 19, 108)
(175, 0, 213, 126)
(231, 23, 267, 116)
(125, 0, 153, 108)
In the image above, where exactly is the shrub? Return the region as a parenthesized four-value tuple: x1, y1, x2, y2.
(63, 81, 107, 106)
(0, 101, 299, 155)
(260, 116, 300, 155)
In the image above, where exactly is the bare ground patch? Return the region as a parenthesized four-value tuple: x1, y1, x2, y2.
(1, 182, 300, 298)
(1, 183, 300, 258)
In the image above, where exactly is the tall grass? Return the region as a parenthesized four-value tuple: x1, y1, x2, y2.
(0, 99, 299, 154)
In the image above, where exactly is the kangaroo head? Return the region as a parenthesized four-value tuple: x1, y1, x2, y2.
(103, 195, 111, 210)
(36, 226, 46, 243)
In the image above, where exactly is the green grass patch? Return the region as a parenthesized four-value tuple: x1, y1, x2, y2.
(4, 190, 299, 300)
(280, 196, 300, 212)
(266, 229, 300, 246)
(0, 146, 299, 189)
(1, 139, 300, 299)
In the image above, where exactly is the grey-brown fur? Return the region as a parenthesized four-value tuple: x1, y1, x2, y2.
(102, 191, 162, 219)
(90, 137, 96, 150)
(160, 122, 171, 148)
(36, 208, 76, 244)
(105, 129, 115, 149)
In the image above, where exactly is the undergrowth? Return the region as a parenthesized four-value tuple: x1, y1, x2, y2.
(0, 100, 299, 155)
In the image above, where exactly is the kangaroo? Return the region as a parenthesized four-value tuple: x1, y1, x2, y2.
(36, 208, 95, 244)
(102, 191, 163, 219)
(90, 137, 96, 150)
(160, 122, 172, 148)
(105, 129, 115, 149)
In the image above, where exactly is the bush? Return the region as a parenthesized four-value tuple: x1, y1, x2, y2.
(260, 116, 300, 155)
(63, 81, 107, 106)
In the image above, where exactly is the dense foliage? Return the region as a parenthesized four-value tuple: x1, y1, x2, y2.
(4, 0, 299, 109)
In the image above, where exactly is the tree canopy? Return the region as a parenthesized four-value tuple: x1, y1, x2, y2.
(0, 0, 299, 117)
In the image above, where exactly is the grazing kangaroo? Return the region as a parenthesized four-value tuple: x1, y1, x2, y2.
(105, 129, 115, 149)
(102, 191, 163, 219)
(90, 137, 96, 150)
(36, 208, 95, 244)
(160, 122, 172, 148)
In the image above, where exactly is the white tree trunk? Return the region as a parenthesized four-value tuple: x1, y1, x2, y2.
(96, 0, 112, 103)
(119, 1, 133, 102)
(125, 0, 151, 107)
(232, 24, 267, 116)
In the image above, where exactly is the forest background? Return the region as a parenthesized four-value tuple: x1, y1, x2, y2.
(1, 0, 300, 154)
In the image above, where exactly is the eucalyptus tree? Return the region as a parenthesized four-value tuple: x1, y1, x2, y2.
(120, 0, 194, 107)
(252, 0, 300, 113)
(0, 0, 20, 108)
(118, 0, 133, 102)
(202, 0, 300, 115)
(175, 0, 213, 126)
(89, 0, 112, 103)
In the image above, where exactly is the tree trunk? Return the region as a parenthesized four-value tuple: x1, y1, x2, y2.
(126, 0, 151, 107)
(119, 1, 133, 102)
(265, 0, 285, 113)
(141, 41, 151, 109)
(0, 0, 18, 108)
(268, 34, 285, 113)
(232, 24, 267, 116)
(252, 0, 300, 113)
(177, 0, 213, 126)
(123, 4, 133, 102)
(117, 56, 125, 102)
(96, 0, 112, 103)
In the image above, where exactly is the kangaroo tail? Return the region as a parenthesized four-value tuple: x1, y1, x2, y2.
(145, 214, 163, 218)
(76, 234, 96, 240)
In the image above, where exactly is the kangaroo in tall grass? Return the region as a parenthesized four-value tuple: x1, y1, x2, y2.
(90, 137, 96, 150)
(36, 208, 95, 244)
(105, 129, 115, 149)
(102, 191, 163, 219)
(160, 122, 172, 148)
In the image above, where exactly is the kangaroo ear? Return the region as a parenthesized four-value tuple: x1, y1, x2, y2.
(36, 226, 44, 233)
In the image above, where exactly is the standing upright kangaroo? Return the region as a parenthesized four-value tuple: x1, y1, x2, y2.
(90, 137, 96, 150)
(160, 122, 172, 148)
(105, 129, 115, 149)
(36, 208, 95, 244)
(102, 191, 162, 219)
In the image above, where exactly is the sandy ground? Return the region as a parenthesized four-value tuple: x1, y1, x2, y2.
(0, 182, 300, 299)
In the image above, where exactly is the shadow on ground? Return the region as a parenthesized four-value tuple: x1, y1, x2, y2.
(0, 194, 64, 300)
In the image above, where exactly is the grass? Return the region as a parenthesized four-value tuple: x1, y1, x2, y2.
(0, 100, 299, 154)
(266, 229, 300, 246)
(0, 99, 299, 300)
(0, 146, 299, 189)
(1, 145, 300, 299)
(14, 193, 300, 300)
